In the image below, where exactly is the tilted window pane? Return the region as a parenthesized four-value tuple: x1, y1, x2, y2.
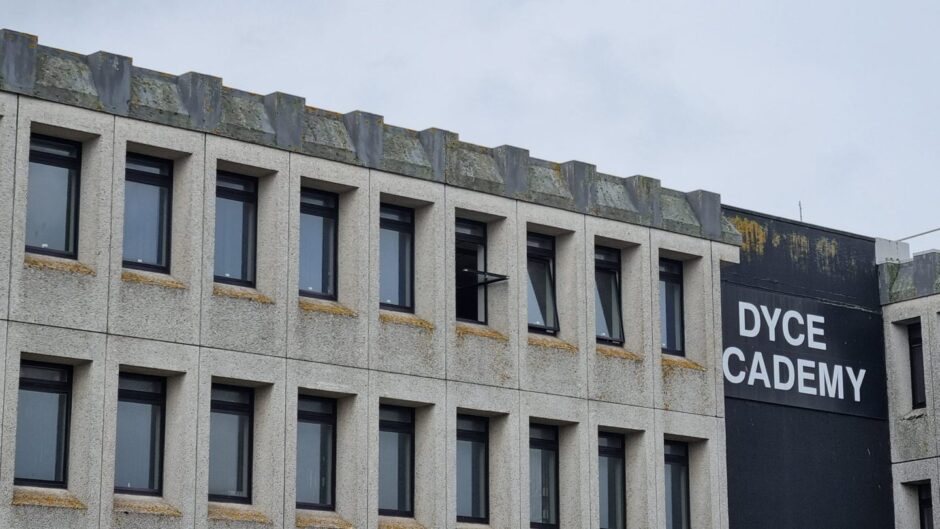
(115, 399, 162, 492)
(123, 180, 170, 268)
(378, 428, 413, 513)
(296, 420, 334, 507)
(595, 268, 623, 342)
(379, 227, 413, 308)
(529, 445, 559, 525)
(457, 436, 487, 520)
(15, 388, 68, 483)
(25, 161, 74, 254)
(527, 258, 557, 329)
(214, 196, 256, 283)
(299, 211, 337, 297)
(208, 410, 251, 499)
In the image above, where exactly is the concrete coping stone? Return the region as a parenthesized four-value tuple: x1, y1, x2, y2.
(207, 502, 272, 525)
(11, 486, 87, 510)
(527, 334, 579, 354)
(379, 311, 436, 333)
(298, 297, 358, 318)
(212, 283, 275, 305)
(596, 344, 643, 362)
(878, 249, 940, 304)
(112, 494, 183, 517)
(24, 253, 96, 276)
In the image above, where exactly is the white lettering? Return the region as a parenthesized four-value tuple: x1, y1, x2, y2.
(760, 305, 782, 342)
(739, 302, 760, 337)
(846, 367, 866, 402)
(782, 310, 805, 346)
(747, 351, 771, 389)
(807, 314, 827, 350)
(773, 355, 795, 391)
(797, 359, 817, 395)
(818, 362, 844, 399)
(723, 347, 747, 384)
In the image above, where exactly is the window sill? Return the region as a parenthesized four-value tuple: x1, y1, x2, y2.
(661, 355, 706, 372)
(121, 269, 187, 290)
(295, 509, 353, 528)
(527, 334, 578, 354)
(455, 323, 508, 343)
(596, 344, 642, 362)
(902, 407, 928, 421)
(24, 253, 96, 277)
(378, 516, 426, 529)
(207, 502, 271, 524)
(113, 494, 182, 517)
(213, 283, 274, 305)
(298, 298, 357, 318)
(379, 311, 435, 333)
(11, 486, 87, 511)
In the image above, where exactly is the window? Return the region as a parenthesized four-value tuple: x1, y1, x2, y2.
(595, 246, 624, 345)
(379, 204, 414, 311)
(529, 423, 559, 529)
(456, 219, 488, 323)
(115, 374, 165, 495)
(659, 259, 685, 355)
(123, 154, 173, 272)
(664, 441, 690, 529)
(25, 134, 81, 258)
(299, 189, 338, 299)
(910, 322, 927, 409)
(456, 415, 489, 523)
(296, 395, 336, 510)
(527, 234, 559, 334)
(379, 405, 414, 516)
(209, 385, 253, 503)
(14, 361, 72, 487)
(214, 172, 257, 287)
(598, 432, 625, 529)
(920, 483, 934, 529)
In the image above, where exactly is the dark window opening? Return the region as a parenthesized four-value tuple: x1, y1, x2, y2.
(529, 423, 559, 529)
(659, 258, 685, 355)
(214, 172, 257, 287)
(456, 414, 489, 523)
(920, 482, 934, 529)
(299, 189, 338, 300)
(910, 322, 927, 410)
(209, 384, 253, 503)
(14, 361, 72, 488)
(123, 153, 173, 273)
(595, 246, 624, 345)
(379, 405, 415, 516)
(296, 395, 336, 510)
(25, 134, 81, 259)
(664, 441, 690, 529)
(527, 234, 560, 335)
(114, 373, 165, 495)
(456, 219, 488, 323)
(379, 204, 414, 312)
(598, 432, 626, 529)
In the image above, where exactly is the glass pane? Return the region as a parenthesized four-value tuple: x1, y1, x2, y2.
(296, 419, 334, 506)
(14, 388, 67, 483)
(599, 452, 625, 529)
(123, 180, 170, 268)
(457, 415, 487, 432)
(31, 138, 78, 158)
(299, 211, 336, 296)
(21, 364, 68, 383)
(214, 196, 256, 283)
(530, 424, 557, 441)
(527, 258, 556, 328)
(217, 175, 255, 193)
(457, 437, 487, 519)
(212, 386, 252, 405)
(379, 429, 413, 513)
(118, 375, 162, 394)
(665, 453, 690, 529)
(25, 161, 73, 254)
(115, 399, 162, 491)
(379, 227, 412, 307)
(456, 241, 485, 321)
(529, 446, 558, 525)
(380, 406, 413, 423)
(298, 397, 334, 415)
(208, 410, 250, 498)
(660, 279, 683, 351)
(380, 206, 412, 223)
(595, 268, 623, 342)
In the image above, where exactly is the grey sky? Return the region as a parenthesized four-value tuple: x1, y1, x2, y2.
(5, 0, 939, 252)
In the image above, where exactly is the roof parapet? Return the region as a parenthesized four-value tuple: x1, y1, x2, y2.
(879, 248, 940, 305)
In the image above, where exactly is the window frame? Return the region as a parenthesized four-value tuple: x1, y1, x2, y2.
(529, 422, 560, 529)
(295, 395, 338, 511)
(659, 258, 686, 356)
(909, 321, 927, 410)
(122, 153, 174, 273)
(379, 204, 416, 313)
(455, 218, 489, 325)
(299, 188, 339, 301)
(527, 233, 561, 335)
(597, 431, 626, 529)
(114, 373, 166, 496)
(213, 171, 258, 288)
(208, 384, 254, 504)
(456, 414, 490, 524)
(14, 360, 73, 489)
(594, 246, 625, 346)
(664, 440, 691, 529)
(378, 404, 416, 517)
(25, 134, 82, 259)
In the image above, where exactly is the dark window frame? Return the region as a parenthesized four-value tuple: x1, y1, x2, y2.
(527, 233, 561, 335)
(455, 218, 489, 325)
(25, 134, 82, 259)
(664, 440, 691, 529)
(299, 188, 339, 301)
(114, 373, 166, 496)
(598, 431, 626, 529)
(595, 246, 625, 346)
(659, 258, 685, 356)
(529, 423, 560, 529)
(295, 395, 338, 511)
(14, 360, 73, 488)
(910, 321, 927, 410)
(378, 404, 416, 517)
(456, 414, 490, 524)
(122, 153, 174, 273)
(920, 482, 934, 529)
(208, 384, 254, 504)
(379, 204, 415, 313)
(214, 171, 258, 288)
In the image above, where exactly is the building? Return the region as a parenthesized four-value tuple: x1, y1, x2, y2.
(0, 30, 741, 529)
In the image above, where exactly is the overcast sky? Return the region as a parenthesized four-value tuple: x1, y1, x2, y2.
(5, 0, 939, 252)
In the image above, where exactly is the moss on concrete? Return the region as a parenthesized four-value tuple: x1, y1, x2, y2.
(661, 355, 706, 373)
(295, 511, 354, 529)
(11, 487, 87, 510)
(213, 284, 275, 304)
(456, 323, 508, 342)
(207, 503, 272, 524)
(112, 496, 182, 517)
(298, 298, 357, 318)
(528, 335, 578, 353)
(378, 517, 426, 529)
(380, 311, 435, 332)
(596, 344, 642, 362)
(24, 254, 96, 276)
(121, 270, 187, 290)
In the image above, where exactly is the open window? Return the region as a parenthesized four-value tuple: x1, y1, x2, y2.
(527, 234, 560, 335)
(456, 219, 507, 324)
(595, 246, 624, 345)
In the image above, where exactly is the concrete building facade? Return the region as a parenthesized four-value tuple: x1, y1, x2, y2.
(0, 30, 740, 529)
